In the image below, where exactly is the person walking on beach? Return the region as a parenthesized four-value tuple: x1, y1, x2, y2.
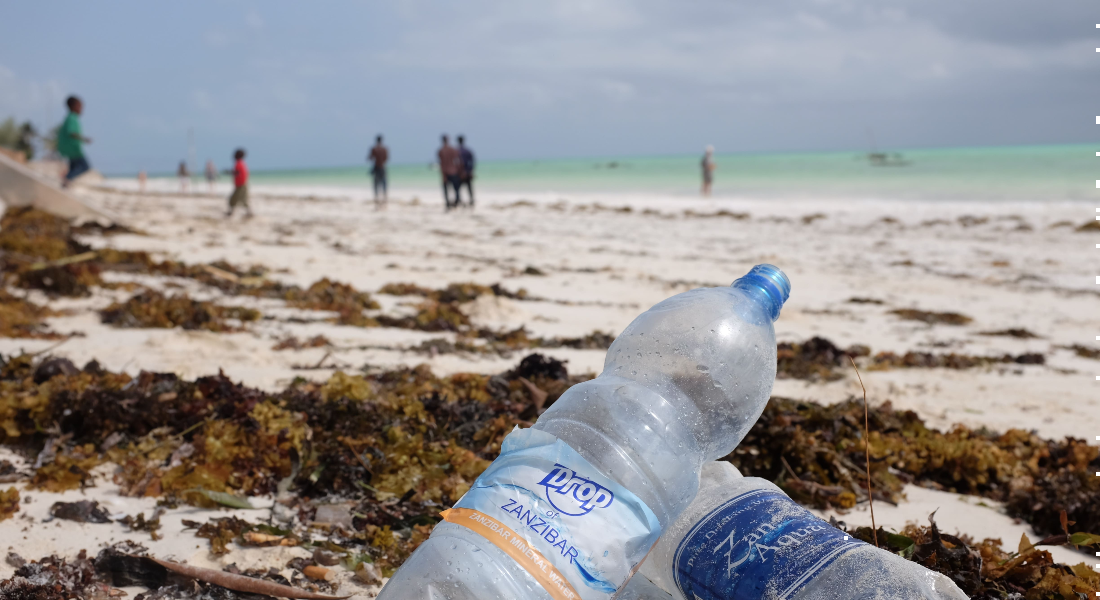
(457, 135, 476, 208)
(137, 170, 147, 192)
(178, 161, 191, 194)
(437, 134, 461, 210)
(204, 159, 217, 192)
(225, 148, 252, 218)
(368, 135, 389, 206)
(57, 96, 92, 188)
(701, 145, 715, 197)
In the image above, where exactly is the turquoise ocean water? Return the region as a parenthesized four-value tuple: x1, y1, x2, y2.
(247, 144, 1095, 202)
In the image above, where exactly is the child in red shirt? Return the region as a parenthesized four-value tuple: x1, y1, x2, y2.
(226, 148, 252, 218)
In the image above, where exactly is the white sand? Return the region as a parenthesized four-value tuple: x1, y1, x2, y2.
(1, 183, 1097, 586)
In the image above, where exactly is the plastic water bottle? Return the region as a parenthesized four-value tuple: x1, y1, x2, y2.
(639, 462, 969, 600)
(377, 265, 791, 600)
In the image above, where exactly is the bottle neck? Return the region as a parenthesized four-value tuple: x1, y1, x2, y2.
(731, 264, 790, 321)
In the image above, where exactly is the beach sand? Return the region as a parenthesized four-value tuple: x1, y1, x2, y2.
(1, 183, 1096, 588)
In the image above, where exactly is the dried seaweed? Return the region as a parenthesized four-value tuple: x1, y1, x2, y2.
(282, 278, 380, 326)
(100, 290, 260, 331)
(869, 350, 1044, 369)
(2, 349, 1095, 579)
(726, 397, 1100, 534)
(49, 500, 111, 523)
(843, 516, 1099, 599)
(979, 328, 1040, 339)
(0, 291, 61, 338)
(890, 308, 973, 326)
(0, 486, 18, 521)
(776, 337, 852, 381)
(1061, 344, 1100, 360)
(274, 335, 332, 351)
(0, 550, 101, 600)
(775, 336, 1044, 380)
(118, 511, 163, 540)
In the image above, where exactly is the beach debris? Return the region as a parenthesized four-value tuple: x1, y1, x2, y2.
(0, 486, 18, 521)
(726, 395, 1100, 534)
(847, 297, 885, 304)
(869, 350, 1044, 369)
(681, 209, 749, 220)
(49, 499, 111, 523)
(1074, 219, 1100, 232)
(274, 335, 333, 351)
(0, 550, 103, 600)
(0, 460, 19, 483)
(776, 336, 853, 381)
(773, 336, 1045, 380)
(842, 516, 1100, 598)
(29, 443, 101, 492)
(890, 308, 973, 326)
(100, 289, 260, 331)
(150, 557, 349, 599)
(1062, 344, 1100, 359)
(283, 278, 380, 326)
(92, 547, 351, 599)
(522, 265, 546, 276)
(185, 488, 256, 509)
(0, 290, 62, 338)
(1, 351, 1095, 577)
(978, 328, 1040, 339)
(313, 503, 355, 528)
(118, 511, 163, 540)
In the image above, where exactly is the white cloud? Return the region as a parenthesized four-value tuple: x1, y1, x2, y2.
(245, 9, 264, 30)
(191, 90, 213, 110)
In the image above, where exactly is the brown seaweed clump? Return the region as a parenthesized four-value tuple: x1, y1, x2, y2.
(0, 486, 18, 521)
(0, 291, 61, 338)
(283, 278, 380, 326)
(870, 350, 1044, 369)
(776, 337, 853, 381)
(890, 308, 973, 326)
(100, 290, 260, 331)
(774, 336, 1045, 380)
(726, 396, 1100, 535)
(378, 281, 528, 303)
(376, 282, 530, 333)
(844, 516, 1099, 598)
(0, 351, 588, 507)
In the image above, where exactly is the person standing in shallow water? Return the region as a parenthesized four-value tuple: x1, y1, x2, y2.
(225, 148, 252, 218)
(177, 161, 191, 194)
(368, 135, 389, 206)
(701, 145, 715, 197)
(457, 135, 475, 208)
(437, 134, 461, 210)
(57, 95, 92, 188)
(204, 160, 217, 192)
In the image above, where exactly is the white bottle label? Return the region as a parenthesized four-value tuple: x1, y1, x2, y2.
(446, 427, 661, 600)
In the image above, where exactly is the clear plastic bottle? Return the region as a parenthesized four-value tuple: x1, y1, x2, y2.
(640, 462, 970, 600)
(377, 265, 791, 600)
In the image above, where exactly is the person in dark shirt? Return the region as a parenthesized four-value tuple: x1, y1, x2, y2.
(437, 134, 461, 210)
(457, 135, 476, 208)
(368, 135, 389, 206)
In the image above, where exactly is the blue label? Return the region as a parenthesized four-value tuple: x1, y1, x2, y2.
(672, 489, 864, 600)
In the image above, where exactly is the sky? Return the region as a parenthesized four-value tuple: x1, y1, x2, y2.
(0, 1, 1096, 174)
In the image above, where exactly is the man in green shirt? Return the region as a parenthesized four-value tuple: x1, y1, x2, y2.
(57, 95, 92, 187)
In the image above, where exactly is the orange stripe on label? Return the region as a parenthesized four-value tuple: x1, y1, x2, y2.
(441, 508, 582, 600)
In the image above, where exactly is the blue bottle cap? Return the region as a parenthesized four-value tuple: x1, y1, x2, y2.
(731, 264, 791, 321)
